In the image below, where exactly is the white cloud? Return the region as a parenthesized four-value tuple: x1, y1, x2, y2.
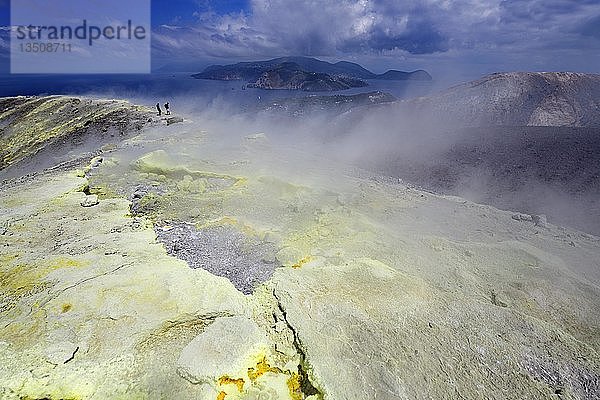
(151, 0, 600, 76)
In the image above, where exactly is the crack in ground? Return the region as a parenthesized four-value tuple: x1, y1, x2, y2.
(2, 262, 135, 330)
(137, 311, 234, 351)
(63, 346, 79, 364)
(272, 288, 323, 398)
(37, 262, 135, 310)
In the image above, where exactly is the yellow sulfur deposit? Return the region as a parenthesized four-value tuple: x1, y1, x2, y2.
(218, 376, 245, 392)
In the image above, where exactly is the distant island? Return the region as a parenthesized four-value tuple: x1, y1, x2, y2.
(245, 62, 368, 91)
(192, 56, 432, 91)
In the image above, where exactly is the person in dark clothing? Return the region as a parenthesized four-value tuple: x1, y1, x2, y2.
(156, 103, 162, 116)
(164, 102, 170, 115)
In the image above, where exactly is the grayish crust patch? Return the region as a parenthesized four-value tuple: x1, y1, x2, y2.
(156, 222, 277, 294)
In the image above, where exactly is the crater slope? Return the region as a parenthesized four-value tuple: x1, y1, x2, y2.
(1, 97, 599, 399)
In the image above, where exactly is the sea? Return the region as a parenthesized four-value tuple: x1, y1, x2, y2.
(0, 73, 434, 113)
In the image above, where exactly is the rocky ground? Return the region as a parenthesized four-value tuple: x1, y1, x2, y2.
(365, 125, 600, 236)
(1, 96, 600, 399)
(404, 72, 600, 128)
(326, 73, 600, 236)
(0, 96, 156, 179)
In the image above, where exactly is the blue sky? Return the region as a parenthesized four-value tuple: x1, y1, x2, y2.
(0, 0, 249, 27)
(1, 0, 599, 81)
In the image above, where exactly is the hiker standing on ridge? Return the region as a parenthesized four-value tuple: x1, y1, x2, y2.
(164, 102, 170, 115)
(156, 103, 162, 116)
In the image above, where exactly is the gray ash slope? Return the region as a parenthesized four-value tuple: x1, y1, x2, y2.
(331, 72, 600, 235)
(408, 72, 600, 127)
(368, 125, 600, 235)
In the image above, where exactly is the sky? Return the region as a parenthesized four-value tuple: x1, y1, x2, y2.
(0, 0, 599, 82)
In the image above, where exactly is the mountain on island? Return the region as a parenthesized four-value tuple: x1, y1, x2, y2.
(244, 62, 368, 91)
(192, 56, 432, 89)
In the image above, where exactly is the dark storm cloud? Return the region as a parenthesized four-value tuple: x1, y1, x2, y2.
(150, 0, 600, 75)
(0, 0, 597, 76)
(366, 23, 448, 54)
(153, 0, 459, 58)
(494, 0, 600, 51)
(577, 15, 600, 39)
